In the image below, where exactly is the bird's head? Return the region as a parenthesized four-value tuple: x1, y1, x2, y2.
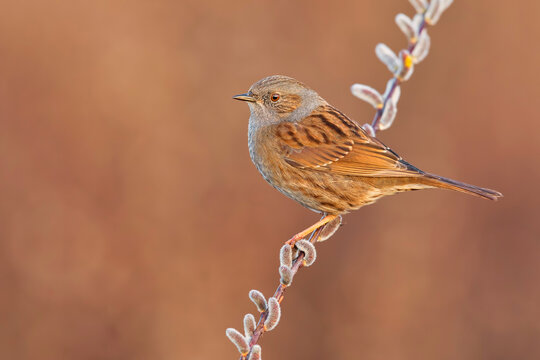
(234, 75, 323, 125)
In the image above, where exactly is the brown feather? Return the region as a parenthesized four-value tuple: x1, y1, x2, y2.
(241, 75, 502, 215)
(277, 105, 421, 177)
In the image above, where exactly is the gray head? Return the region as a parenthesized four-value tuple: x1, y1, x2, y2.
(234, 75, 324, 126)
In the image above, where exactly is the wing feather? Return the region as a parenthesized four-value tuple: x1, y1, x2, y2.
(275, 105, 422, 178)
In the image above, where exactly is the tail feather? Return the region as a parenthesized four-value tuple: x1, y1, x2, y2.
(420, 173, 503, 201)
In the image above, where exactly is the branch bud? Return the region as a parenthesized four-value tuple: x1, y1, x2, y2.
(264, 297, 281, 331)
(395, 13, 417, 43)
(383, 79, 401, 104)
(243, 313, 256, 339)
(441, 0, 454, 12)
(226, 328, 249, 356)
(295, 240, 317, 267)
(375, 43, 400, 74)
(279, 265, 293, 286)
(248, 290, 267, 312)
(425, 0, 442, 25)
(279, 244, 292, 268)
(362, 123, 376, 137)
(412, 13, 424, 30)
(379, 97, 397, 131)
(408, 0, 428, 13)
(412, 30, 431, 64)
(248, 345, 262, 360)
(317, 215, 342, 242)
(397, 50, 414, 81)
(351, 84, 384, 109)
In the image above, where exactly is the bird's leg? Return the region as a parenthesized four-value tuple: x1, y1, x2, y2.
(285, 214, 338, 247)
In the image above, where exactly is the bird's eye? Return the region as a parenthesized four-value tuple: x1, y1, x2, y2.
(270, 93, 280, 102)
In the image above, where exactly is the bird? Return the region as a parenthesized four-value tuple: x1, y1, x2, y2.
(234, 75, 502, 243)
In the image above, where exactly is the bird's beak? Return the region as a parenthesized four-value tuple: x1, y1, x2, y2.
(233, 93, 256, 102)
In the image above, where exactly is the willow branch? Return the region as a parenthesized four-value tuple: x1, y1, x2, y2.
(239, 225, 324, 360)
(370, 19, 427, 133)
(227, 1, 454, 359)
(352, 0, 454, 137)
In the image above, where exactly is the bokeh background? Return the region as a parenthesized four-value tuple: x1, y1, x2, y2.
(1, 1, 539, 359)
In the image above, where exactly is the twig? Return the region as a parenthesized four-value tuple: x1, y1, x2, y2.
(352, 0, 453, 137)
(370, 19, 427, 133)
(227, 1, 454, 358)
(239, 226, 324, 360)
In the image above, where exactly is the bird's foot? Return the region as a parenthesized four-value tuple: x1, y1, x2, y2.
(285, 214, 338, 247)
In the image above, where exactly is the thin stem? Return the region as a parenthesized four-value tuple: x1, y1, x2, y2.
(371, 18, 427, 133)
(239, 224, 326, 360)
(231, 4, 449, 358)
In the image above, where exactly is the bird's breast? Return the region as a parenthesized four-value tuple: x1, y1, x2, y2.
(248, 124, 287, 186)
(248, 124, 379, 214)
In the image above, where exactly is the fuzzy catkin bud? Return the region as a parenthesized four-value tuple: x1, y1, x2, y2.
(395, 13, 417, 43)
(249, 345, 262, 360)
(351, 84, 384, 109)
(412, 30, 430, 63)
(279, 245, 292, 268)
(425, 0, 441, 25)
(408, 0, 428, 13)
(383, 79, 401, 104)
(291, 246, 300, 260)
(412, 13, 424, 31)
(279, 265, 293, 286)
(441, 0, 454, 12)
(264, 297, 281, 331)
(379, 98, 397, 131)
(375, 43, 400, 74)
(226, 328, 249, 355)
(295, 240, 317, 267)
(249, 290, 267, 312)
(362, 123, 376, 137)
(243, 314, 256, 339)
(391, 85, 401, 104)
(397, 50, 414, 81)
(317, 215, 342, 242)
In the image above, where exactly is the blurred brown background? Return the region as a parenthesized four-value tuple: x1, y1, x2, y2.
(0, 1, 539, 359)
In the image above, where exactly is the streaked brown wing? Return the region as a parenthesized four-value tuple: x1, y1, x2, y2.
(275, 105, 421, 177)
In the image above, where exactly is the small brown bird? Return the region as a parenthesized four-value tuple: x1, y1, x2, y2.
(234, 75, 502, 242)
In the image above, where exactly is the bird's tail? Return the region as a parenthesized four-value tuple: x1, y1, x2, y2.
(419, 173, 503, 201)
